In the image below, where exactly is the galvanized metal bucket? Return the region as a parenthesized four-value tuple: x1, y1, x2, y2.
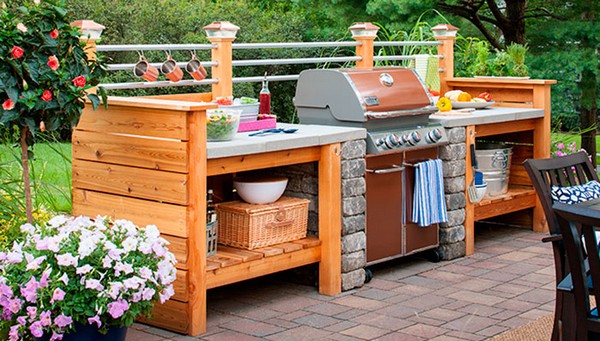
(475, 143, 513, 197)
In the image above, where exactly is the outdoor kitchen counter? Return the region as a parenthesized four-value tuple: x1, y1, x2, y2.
(207, 123, 366, 159)
(430, 105, 548, 256)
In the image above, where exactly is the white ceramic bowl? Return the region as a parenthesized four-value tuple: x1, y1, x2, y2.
(233, 176, 288, 204)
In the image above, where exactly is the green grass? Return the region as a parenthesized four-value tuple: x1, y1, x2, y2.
(552, 132, 600, 164)
(0, 142, 72, 213)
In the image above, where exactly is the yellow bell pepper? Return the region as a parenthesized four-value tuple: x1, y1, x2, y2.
(436, 97, 452, 112)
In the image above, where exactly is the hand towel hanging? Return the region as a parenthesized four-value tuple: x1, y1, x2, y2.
(412, 159, 448, 227)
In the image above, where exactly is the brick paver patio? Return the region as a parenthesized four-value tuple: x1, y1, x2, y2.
(126, 224, 555, 340)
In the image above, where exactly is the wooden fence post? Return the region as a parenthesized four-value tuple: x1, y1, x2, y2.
(349, 22, 379, 69)
(203, 21, 239, 99)
(432, 24, 459, 96)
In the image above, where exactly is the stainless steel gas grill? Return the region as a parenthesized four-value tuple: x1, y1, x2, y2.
(294, 67, 448, 154)
(295, 67, 447, 269)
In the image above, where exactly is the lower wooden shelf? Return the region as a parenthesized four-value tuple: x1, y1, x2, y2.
(205, 236, 322, 289)
(474, 185, 536, 221)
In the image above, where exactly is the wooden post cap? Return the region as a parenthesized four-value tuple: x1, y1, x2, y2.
(349, 22, 379, 37)
(431, 24, 459, 38)
(203, 21, 240, 38)
(71, 20, 105, 39)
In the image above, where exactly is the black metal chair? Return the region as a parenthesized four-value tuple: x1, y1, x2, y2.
(554, 202, 600, 340)
(524, 151, 598, 341)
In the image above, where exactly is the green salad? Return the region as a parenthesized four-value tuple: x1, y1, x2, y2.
(207, 110, 240, 141)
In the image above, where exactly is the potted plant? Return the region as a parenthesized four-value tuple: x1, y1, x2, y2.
(0, 0, 106, 224)
(0, 215, 177, 341)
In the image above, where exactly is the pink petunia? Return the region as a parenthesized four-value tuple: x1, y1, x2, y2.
(107, 299, 129, 319)
(54, 314, 72, 328)
(87, 315, 101, 328)
(50, 288, 65, 304)
(26, 306, 37, 319)
(30, 321, 43, 338)
(556, 142, 564, 150)
(40, 310, 52, 326)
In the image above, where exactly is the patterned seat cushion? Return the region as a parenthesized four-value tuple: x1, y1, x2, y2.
(551, 180, 600, 204)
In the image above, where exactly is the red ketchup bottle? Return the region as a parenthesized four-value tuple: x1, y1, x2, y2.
(259, 74, 271, 117)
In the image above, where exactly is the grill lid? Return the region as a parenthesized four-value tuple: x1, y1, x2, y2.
(294, 67, 436, 125)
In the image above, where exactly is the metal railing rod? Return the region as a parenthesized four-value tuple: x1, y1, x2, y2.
(233, 41, 360, 49)
(374, 41, 441, 47)
(233, 75, 299, 83)
(232, 56, 361, 67)
(374, 56, 415, 61)
(105, 61, 217, 71)
(96, 44, 216, 52)
(98, 78, 218, 90)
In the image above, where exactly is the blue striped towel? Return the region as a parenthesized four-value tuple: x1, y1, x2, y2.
(412, 159, 448, 227)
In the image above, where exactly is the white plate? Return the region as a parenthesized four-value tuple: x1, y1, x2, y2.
(474, 76, 530, 80)
(451, 101, 495, 109)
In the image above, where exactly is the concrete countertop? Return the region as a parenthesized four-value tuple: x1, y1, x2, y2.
(207, 123, 366, 159)
(429, 106, 545, 128)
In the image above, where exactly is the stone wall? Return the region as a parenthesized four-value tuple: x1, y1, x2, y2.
(438, 127, 467, 260)
(269, 139, 367, 291)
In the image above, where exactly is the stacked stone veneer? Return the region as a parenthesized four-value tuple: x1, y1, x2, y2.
(438, 127, 467, 260)
(268, 139, 367, 291)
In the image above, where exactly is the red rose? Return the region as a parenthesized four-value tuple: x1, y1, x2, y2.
(11, 46, 24, 59)
(72, 75, 86, 88)
(47, 56, 59, 71)
(49, 29, 59, 39)
(2, 99, 15, 110)
(41, 90, 52, 102)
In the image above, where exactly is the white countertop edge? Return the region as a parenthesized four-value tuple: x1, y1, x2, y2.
(207, 123, 366, 159)
(430, 107, 545, 128)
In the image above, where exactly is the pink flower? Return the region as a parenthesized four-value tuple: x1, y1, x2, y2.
(87, 315, 101, 328)
(72, 75, 86, 88)
(40, 310, 51, 326)
(56, 253, 78, 267)
(21, 277, 39, 303)
(17, 316, 26, 325)
(557, 142, 564, 150)
(30, 321, 43, 337)
(26, 306, 37, 319)
(54, 314, 72, 328)
(7, 298, 22, 313)
(49, 29, 59, 39)
(2, 99, 15, 110)
(47, 56, 59, 71)
(8, 325, 20, 341)
(41, 90, 53, 102)
(16, 23, 27, 32)
(85, 279, 104, 291)
(51, 288, 65, 304)
(107, 299, 129, 319)
(555, 151, 565, 157)
(11, 46, 24, 59)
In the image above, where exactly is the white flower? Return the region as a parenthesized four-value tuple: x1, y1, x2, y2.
(123, 276, 144, 290)
(85, 279, 104, 291)
(102, 256, 112, 268)
(108, 282, 124, 299)
(138, 267, 153, 280)
(6, 251, 23, 264)
(33, 0, 40, 4)
(20, 223, 35, 235)
(58, 273, 69, 285)
(144, 225, 160, 240)
(122, 237, 137, 252)
(142, 287, 155, 301)
(76, 264, 93, 275)
(48, 215, 68, 227)
(78, 238, 97, 258)
(159, 285, 174, 303)
(56, 253, 78, 267)
(138, 241, 152, 254)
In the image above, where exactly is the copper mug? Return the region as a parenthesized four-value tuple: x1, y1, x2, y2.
(186, 55, 207, 81)
(160, 55, 183, 82)
(133, 56, 159, 82)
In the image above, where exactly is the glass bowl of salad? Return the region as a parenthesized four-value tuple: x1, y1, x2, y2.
(206, 109, 242, 142)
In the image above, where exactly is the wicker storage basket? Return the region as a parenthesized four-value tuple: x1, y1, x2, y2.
(216, 196, 309, 249)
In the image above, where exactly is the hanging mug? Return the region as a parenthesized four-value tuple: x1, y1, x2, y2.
(160, 55, 184, 82)
(186, 54, 207, 81)
(133, 56, 159, 82)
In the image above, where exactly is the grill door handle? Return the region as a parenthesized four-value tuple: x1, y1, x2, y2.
(366, 164, 405, 174)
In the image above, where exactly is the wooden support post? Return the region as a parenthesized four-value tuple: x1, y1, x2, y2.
(204, 21, 239, 99)
(71, 20, 104, 94)
(532, 84, 553, 233)
(349, 22, 379, 69)
(432, 24, 459, 96)
(465, 126, 476, 256)
(318, 143, 342, 295)
(187, 110, 208, 335)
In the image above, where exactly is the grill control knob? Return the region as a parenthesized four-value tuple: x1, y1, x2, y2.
(425, 128, 443, 143)
(406, 131, 421, 146)
(383, 134, 400, 149)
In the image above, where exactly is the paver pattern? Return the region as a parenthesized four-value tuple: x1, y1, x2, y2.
(126, 225, 555, 340)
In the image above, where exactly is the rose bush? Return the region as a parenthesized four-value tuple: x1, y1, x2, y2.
(0, 215, 177, 340)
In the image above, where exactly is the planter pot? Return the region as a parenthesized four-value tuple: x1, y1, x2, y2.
(35, 324, 127, 341)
